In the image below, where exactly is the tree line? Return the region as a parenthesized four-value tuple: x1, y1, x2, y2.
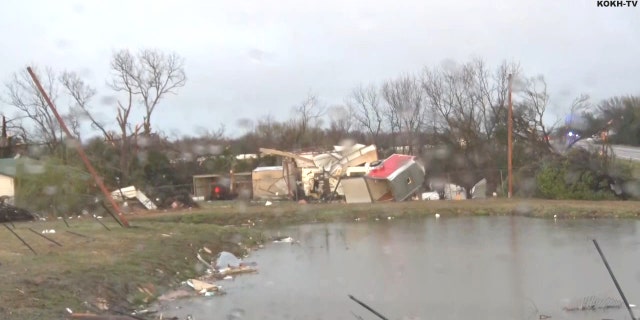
(1, 51, 639, 215)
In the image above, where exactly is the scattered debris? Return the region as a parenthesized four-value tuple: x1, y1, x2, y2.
(563, 296, 632, 311)
(421, 192, 440, 200)
(157, 289, 191, 301)
(212, 251, 258, 277)
(185, 278, 222, 296)
(178, 249, 260, 300)
(0, 202, 35, 223)
(273, 236, 294, 243)
(110, 185, 157, 210)
(214, 251, 241, 269)
(42, 229, 56, 234)
(67, 313, 140, 319)
(28, 228, 62, 247)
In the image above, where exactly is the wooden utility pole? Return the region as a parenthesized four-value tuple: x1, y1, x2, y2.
(507, 74, 514, 198)
(26, 67, 130, 227)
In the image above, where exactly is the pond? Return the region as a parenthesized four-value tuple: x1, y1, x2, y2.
(158, 216, 640, 320)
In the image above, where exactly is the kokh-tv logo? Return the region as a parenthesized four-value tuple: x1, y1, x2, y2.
(597, 0, 638, 6)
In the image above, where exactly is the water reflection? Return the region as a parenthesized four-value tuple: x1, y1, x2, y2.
(159, 216, 640, 320)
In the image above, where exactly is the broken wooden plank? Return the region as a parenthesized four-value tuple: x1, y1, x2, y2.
(69, 313, 139, 320)
(259, 148, 315, 164)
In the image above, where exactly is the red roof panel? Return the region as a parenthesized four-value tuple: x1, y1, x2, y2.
(366, 154, 415, 179)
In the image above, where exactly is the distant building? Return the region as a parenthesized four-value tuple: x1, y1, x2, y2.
(0, 158, 41, 202)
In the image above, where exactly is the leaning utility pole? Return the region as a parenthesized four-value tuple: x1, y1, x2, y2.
(507, 73, 514, 198)
(26, 67, 130, 228)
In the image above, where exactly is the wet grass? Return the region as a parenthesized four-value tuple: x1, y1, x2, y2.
(2, 198, 640, 319)
(0, 219, 264, 319)
(134, 198, 640, 226)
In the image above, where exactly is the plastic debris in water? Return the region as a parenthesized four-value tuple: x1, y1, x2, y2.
(273, 236, 293, 243)
(215, 251, 241, 269)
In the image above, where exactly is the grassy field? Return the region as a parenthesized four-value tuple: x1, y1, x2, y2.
(0, 219, 264, 320)
(2, 198, 640, 319)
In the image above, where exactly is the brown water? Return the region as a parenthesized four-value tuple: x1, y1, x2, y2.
(157, 216, 640, 320)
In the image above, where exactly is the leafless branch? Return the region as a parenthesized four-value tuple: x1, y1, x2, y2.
(382, 74, 425, 154)
(3, 66, 64, 153)
(109, 49, 186, 135)
(346, 84, 384, 142)
(60, 71, 109, 140)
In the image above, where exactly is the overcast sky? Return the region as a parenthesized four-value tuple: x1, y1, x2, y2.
(0, 0, 638, 139)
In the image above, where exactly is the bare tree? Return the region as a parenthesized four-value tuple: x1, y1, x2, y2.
(0, 115, 28, 158)
(518, 75, 554, 152)
(60, 71, 109, 139)
(346, 84, 384, 144)
(3, 66, 66, 153)
(110, 49, 186, 136)
(325, 104, 355, 143)
(381, 75, 425, 155)
(195, 124, 226, 140)
(109, 52, 143, 182)
(291, 92, 325, 147)
(420, 59, 521, 197)
(327, 104, 354, 133)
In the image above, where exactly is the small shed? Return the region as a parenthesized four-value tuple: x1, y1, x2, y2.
(193, 172, 252, 200)
(193, 174, 225, 200)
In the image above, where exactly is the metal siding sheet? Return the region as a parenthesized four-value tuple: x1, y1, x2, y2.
(388, 163, 425, 201)
(252, 169, 288, 200)
(341, 177, 373, 203)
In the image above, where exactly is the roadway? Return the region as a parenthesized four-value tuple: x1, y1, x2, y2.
(573, 140, 640, 162)
(611, 145, 640, 161)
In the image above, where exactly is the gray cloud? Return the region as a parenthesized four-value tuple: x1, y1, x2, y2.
(0, 0, 639, 138)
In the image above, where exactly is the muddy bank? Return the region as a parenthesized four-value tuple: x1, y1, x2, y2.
(0, 221, 265, 320)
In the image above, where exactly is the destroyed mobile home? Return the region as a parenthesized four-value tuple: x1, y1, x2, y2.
(189, 144, 485, 204)
(251, 144, 427, 203)
(109, 143, 486, 211)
